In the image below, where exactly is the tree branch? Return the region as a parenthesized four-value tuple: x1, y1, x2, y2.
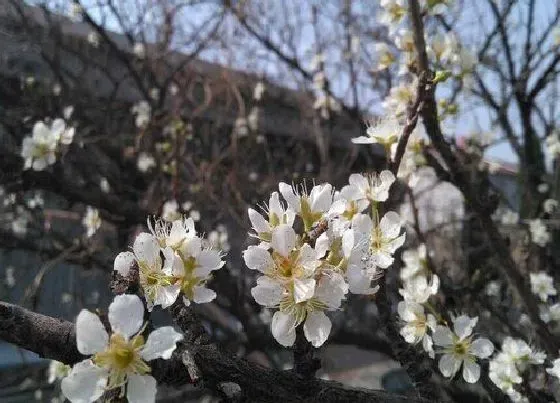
(0, 301, 426, 402)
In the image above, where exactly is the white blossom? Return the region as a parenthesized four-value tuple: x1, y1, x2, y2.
(351, 118, 402, 147)
(528, 219, 550, 247)
(345, 171, 396, 204)
(87, 31, 100, 47)
(83, 207, 101, 238)
(21, 119, 74, 171)
(137, 153, 156, 173)
(530, 272, 556, 302)
(399, 274, 439, 303)
(248, 191, 295, 244)
(279, 182, 333, 231)
(547, 358, 560, 379)
(545, 133, 560, 157)
(131, 101, 151, 128)
(398, 301, 436, 358)
(543, 199, 558, 214)
(133, 43, 146, 59)
(433, 315, 494, 383)
(382, 81, 415, 116)
(352, 211, 406, 269)
(372, 43, 396, 71)
(61, 295, 183, 403)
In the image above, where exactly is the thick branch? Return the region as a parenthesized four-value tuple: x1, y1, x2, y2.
(0, 301, 426, 402)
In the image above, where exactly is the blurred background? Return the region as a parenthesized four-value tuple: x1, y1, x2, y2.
(0, 0, 559, 401)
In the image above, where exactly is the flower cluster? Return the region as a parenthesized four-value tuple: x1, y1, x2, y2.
(61, 294, 182, 403)
(397, 244, 494, 383)
(83, 206, 101, 238)
(489, 337, 546, 402)
(244, 172, 405, 347)
(21, 117, 75, 171)
(114, 216, 225, 310)
(528, 219, 551, 247)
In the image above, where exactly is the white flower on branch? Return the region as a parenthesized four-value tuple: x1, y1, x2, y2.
(345, 171, 396, 204)
(398, 301, 436, 358)
(433, 315, 494, 383)
(131, 101, 151, 128)
(279, 182, 333, 232)
(61, 294, 182, 403)
(528, 219, 551, 247)
(547, 358, 560, 379)
(48, 360, 70, 384)
(248, 191, 295, 245)
(352, 211, 406, 269)
(530, 272, 556, 302)
(351, 118, 402, 147)
(137, 153, 156, 173)
(372, 43, 396, 71)
(21, 119, 74, 171)
(399, 274, 439, 304)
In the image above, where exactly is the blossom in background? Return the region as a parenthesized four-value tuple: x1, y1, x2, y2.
(133, 43, 146, 59)
(48, 360, 70, 384)
(279, 182, 333, 231)
(21, 119, 74, 171)
(382, 81, 415, 116)
(433, 315, 494, 383)
(398, 301, 436, 357)
(543, 199, 558, 214)
(373, 43, 396, 71)
(351, 118, 402, 147)
(394, 28, 415, 53)
(131, 101, 151, 128)
(528, 219, 550, 247)
(498, 208, 519, 225)
(83, 207, 101, 238)
(547, 358, 560, 379)
(207, 224, 230, 252)
(378, 0, 407, 29)
(540, 303, 560, 323)
(61, 294, 182, 403)
(399, 273, 439, 303)
(400, 244, 428, 281)
(545, 133, 560, 157)
(161, 200, 180, 222)
(489, 361, 522, 398)
(530, 272, 556, 302)
(137, 153, 156, 173)
(87, 31, 99, 47)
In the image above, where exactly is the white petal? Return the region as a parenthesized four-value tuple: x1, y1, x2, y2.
(243, 246, 273, 273)
(251, 276, 284, 307)
(351, 213, 373, 234)
(133, 233, 160, 268)
(279, 182, 299, 212)
(61, 360, 107, 403)
(108, 294, 144, 339)
(309, 184, 333, 213)
(462, 360, 481, 383)
(387, 233, 406, 253)
(432, 325, 454, 347)
(75, 310, 108, 355)
(314, 233, 330, 259)
(342, 229, 355, 258)
(248, 208, 270, 233)
(127, 374, 157, 403)
(423, 335, 435, 359)
(470, 338, 494, 358)
(181, 236, 202, 258)
(271, 224, 296, 257)
(114, 251, 135, 276)
(141, 326, 183, 361)
(271, 311, 297, 346)
(194, 249, 224, 277)
(380, 212, 402, 239)
(315, 273, 348, 309)
(439, 353, 461, 378)
(303, 311, 332, 347)
(268, 192, 284, 218)
(154, 284, 181, 309)
(453, 315, 478, 340)
(192, 285, 217, 304)
(293, 278, 316, 303)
